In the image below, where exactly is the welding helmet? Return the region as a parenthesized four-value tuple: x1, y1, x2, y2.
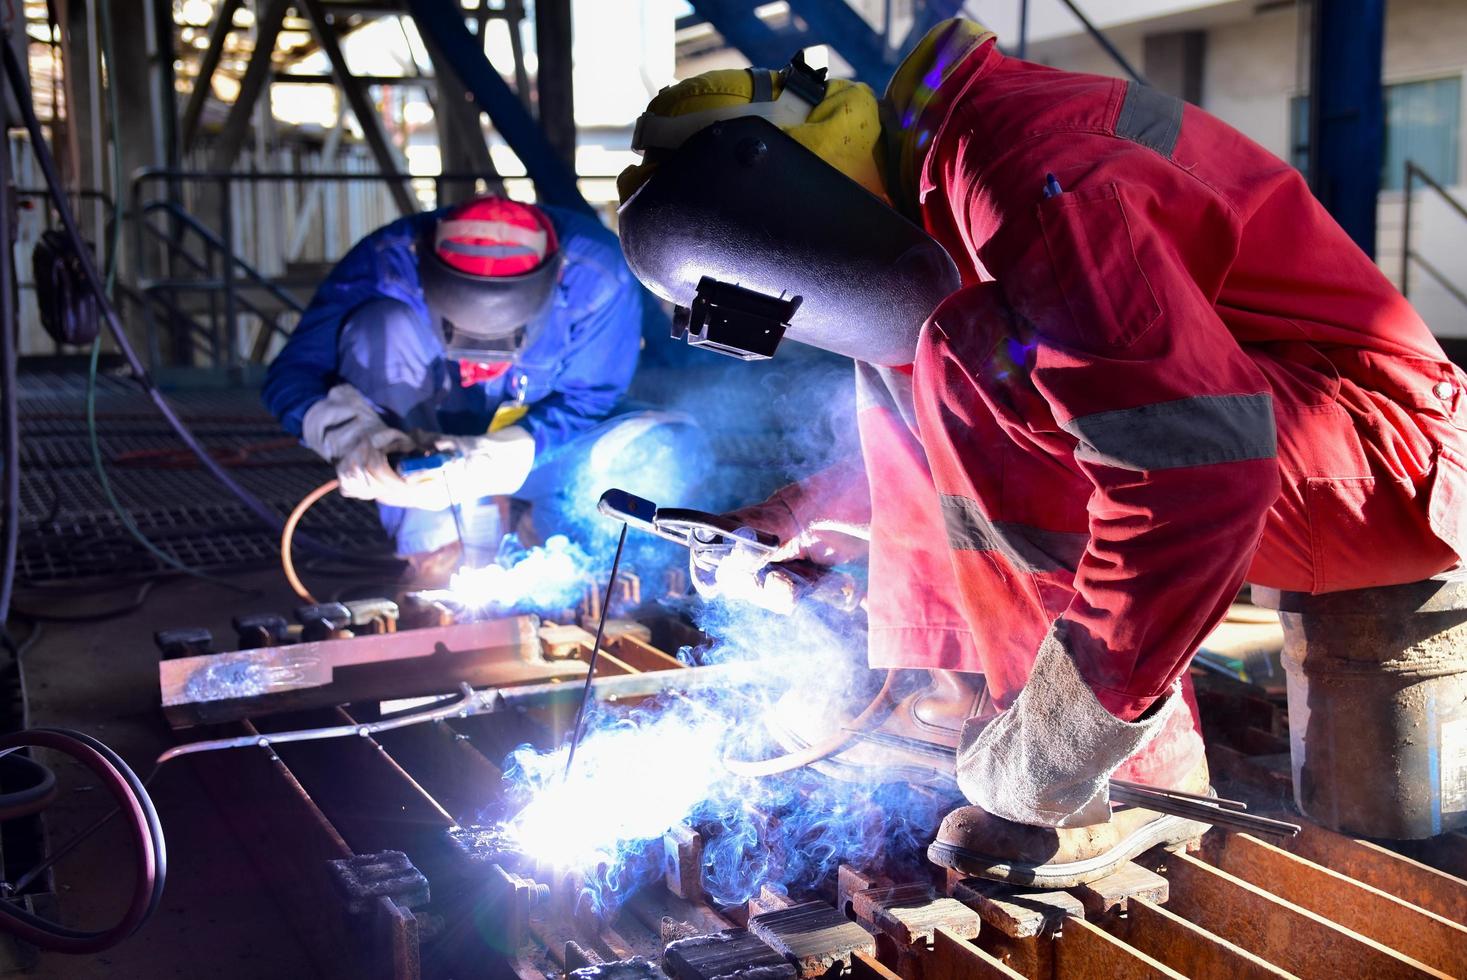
(418, 195, 563, 364)
(617, 55, 959, 365)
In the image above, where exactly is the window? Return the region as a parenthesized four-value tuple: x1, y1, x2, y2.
(1383, 76, 1461, 190)
(1289, 76, 1462, 190)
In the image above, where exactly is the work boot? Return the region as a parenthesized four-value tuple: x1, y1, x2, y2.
(763, 669, 996, 789)
(398, 540, 464, 593)
(926, 754, 1213, 888)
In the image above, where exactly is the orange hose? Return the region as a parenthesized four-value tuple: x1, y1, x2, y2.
(281, 478, 339, 604)
(722, 669, 898, 778)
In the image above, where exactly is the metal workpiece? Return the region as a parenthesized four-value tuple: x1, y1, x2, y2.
(748, 901, 878, 977)
(664, 929, 796, 980)
(328, 851, 432, 917)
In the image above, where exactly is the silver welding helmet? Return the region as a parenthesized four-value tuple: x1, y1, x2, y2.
(616, 115, 960, 365)
(417, 229, 564, 363)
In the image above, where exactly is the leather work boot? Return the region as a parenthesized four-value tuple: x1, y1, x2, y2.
(926, 755, 1214, 888)
(764, 670, 996, 789)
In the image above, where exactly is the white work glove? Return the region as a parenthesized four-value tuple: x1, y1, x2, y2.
(433, 425, 537, 498)
(302, 384, 444, 509)
(688, 501, 869, 615)
(955, 622, 1180, 828)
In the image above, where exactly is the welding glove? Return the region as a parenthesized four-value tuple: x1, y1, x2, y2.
(955, 622, 1180, 828)
(433, 426, 537, 498)
(302, 384, 445, 510)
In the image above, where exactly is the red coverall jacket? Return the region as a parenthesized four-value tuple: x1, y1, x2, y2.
(774, 40, 1467, 781)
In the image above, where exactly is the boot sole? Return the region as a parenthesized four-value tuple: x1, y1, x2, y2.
(926, 813, 1212, 889)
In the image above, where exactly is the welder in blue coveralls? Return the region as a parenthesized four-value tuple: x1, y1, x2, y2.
(264, 194, 697, 584)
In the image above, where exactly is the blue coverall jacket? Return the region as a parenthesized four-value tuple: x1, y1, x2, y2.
(262, 204, 643, 457)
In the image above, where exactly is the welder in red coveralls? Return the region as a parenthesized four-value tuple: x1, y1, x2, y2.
(615, 20, 1467, 885)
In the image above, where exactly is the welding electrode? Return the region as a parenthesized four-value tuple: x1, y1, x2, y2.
(562, 521, 629, 779)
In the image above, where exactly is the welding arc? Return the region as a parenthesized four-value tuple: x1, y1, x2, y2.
(0, 729, 165, 953)
(281, 479, 341, 603)
(722, 670, 899, 778)
(564, 523, 629, 779)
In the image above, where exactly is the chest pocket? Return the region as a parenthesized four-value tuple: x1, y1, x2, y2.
(1038, 182, 1162, 350)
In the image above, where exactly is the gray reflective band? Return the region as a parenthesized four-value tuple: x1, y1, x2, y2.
(940, 494, 1088, 574)
(748, 67, 774, 104)
(1061, 393, 1277, 472)
(1116, 83, 1183, 158)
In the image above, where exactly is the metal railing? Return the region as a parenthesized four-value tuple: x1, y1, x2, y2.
(1401, 160, 1467, 313)
(130, 169, 500, 375)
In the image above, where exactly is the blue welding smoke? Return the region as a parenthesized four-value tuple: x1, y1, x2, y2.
(490, 597, 960, 915)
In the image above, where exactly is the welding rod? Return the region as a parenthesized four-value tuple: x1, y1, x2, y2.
(1108, 781, 1301, 838)
(563, 522, 629, 779)
(845, 728, 1298, 837)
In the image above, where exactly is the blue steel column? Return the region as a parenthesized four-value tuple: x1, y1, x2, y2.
(405, 0, 594, 218)
(1307, 0, 1386, 257)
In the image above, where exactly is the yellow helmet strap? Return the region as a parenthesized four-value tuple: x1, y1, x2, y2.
(630, 51, 830, 155)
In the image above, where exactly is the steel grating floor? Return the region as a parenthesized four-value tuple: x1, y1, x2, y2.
(13, 369, 389, 584)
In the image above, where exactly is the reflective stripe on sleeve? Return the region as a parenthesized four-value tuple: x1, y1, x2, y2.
(1060, 392, 1277, 472)
(940, 494, 1088, 574)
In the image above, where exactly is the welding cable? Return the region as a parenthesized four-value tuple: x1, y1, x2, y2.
(281, 478, 340, 603)
(0, 80, 19, 633)
(0, 39, 362, 566)
(0, 753, 59, 821)
(721, 670, 900, 779)
(0, 729, 164, 953)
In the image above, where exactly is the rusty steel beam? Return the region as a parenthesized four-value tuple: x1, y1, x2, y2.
(180, 0, 245, 151)
(1207, 833, 1467, 977)
(1111, 897, 1291, 980)
(1053, 916, 1184, 979)
(1153, 848, 1447, 978)
(924, 927, 1025, 980)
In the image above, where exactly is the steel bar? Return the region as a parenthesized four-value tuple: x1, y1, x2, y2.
(1110, 784, 1301, 838)
(1110, 778, 1248, 812)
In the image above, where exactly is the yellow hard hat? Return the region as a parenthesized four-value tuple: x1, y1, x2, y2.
(618, 54, 887, 204)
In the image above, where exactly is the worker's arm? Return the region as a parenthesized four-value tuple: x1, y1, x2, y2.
(951, 140, 1280, 824)
(263, 219, 428, 436)
(262, 308, 342, 437)
(517, 261, 643, 457)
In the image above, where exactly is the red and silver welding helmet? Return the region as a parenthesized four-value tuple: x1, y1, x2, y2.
(617, 99, 959, 365)
(418, 195, 564, 363)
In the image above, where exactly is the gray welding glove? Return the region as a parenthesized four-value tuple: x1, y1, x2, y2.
(955, 622, 1180, 828)
(302, 384, 429, 508)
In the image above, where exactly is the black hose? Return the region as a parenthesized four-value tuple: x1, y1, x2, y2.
(0, 37, 357, 562)
(0, 111, 19, 629)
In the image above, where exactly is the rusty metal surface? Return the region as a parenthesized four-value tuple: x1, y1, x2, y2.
(176, 619, 1467, 980)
